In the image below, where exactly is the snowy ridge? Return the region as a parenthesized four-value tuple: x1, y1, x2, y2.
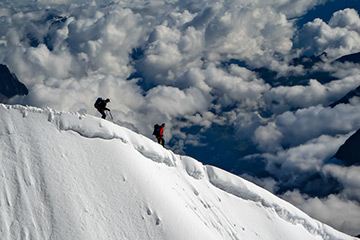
(207, 166, 334, 239)
(0, 104, 356, 240)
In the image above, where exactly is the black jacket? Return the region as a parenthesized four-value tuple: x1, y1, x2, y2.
(95, 98, 109, 111)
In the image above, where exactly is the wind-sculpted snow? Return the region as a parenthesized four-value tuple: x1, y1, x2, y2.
(0, 104, 356, 240)
(58, 110, 178, 167)
(179, 156, 206, 180)
(2, 104, 177, 167)
(206, 166, 351, 240)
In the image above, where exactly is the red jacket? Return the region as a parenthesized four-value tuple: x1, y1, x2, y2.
(159, 125, 164, 137)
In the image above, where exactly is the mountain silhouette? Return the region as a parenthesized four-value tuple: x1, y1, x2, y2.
(329, 85, 360, 107)
(0, 64, 28, 102)
(334, 129, 360, 166)
(334, 52, 360, 64)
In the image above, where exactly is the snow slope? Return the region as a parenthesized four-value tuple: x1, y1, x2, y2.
(0, 104, 356, 240)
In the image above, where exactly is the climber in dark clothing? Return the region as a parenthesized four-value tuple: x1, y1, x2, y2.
(153, 123, 165, 147)
(94, 97, 110, 119)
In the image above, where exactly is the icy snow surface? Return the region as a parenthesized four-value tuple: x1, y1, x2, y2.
(0, 104, 356, 240)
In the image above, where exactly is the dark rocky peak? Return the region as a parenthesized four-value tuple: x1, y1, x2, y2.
(334, 129, 360, 166)
(0, 64, 28, 102)
(329, 85, 360, 108)
(291, 52, 328, 69)
(334, 52, 360, 64)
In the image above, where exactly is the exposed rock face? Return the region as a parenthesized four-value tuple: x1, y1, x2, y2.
(334, 129, 360, 166)
(0, 64, 28, 102)
(329, 85, 360, 107)
(335, 52, 360, 64)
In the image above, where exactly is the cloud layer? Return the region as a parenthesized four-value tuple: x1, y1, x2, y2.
(1, 0, 360, 236)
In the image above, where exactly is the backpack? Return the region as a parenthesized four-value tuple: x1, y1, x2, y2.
(153, 124, 160, 136)
(94, 98, 102, 109)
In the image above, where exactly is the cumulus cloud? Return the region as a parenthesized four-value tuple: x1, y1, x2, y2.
(145, 86, 211, 119)
(274, 0, 326, 19)
(253, 104, 360, 151)
(178, 63, 271, 109)
(323, 165, 360, 201)
(295, 8, 360, 59)
(281, 190, 360, 236)
(264, 74, 360, 113)
(329, 8, 360, 32)
(259, 134, 350, 175)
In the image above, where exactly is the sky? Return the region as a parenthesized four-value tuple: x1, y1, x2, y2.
(0, 0, 360, 236)
(0, 104, 357, 240)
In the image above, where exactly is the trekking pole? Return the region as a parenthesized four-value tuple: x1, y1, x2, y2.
(108, 110, 113, 120)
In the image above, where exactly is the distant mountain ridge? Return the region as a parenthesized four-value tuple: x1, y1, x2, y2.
(328, 52, 360, 166)
(335, 52, 360, 64)
(329, 85, 360, 107)
(0, 64, 28, 102)
(334, 129, 360, 166)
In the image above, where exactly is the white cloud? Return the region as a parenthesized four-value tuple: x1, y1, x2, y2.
(145, 86, 211, 119)
(203, 5, 295, 62)
(138, 24, 185, 84)
(254, 104, 360, 150)
(259, 134, 350, 174)
(296, 8, 360, 59)
(281, 190, 360, 236)
(264, 74, 360, 113)
(175, 63, 271, 112)
(329, 8, 360, 32)
(274, 0, 326, 18)
(323, 165, 360, 201)
(253, 122, 283, 152)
